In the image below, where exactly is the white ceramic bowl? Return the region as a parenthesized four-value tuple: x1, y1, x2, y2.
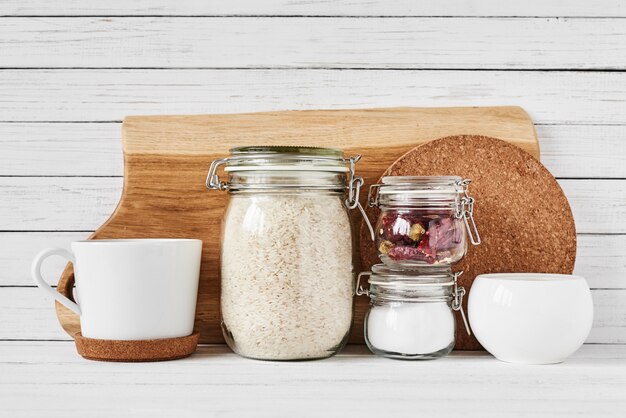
(468, 273, 593, 364)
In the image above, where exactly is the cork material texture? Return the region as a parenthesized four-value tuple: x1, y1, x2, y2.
(360, 135, 576, 350)
(74, 332, 200, 362)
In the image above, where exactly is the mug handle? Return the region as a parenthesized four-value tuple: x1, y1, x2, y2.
(31, 248, 81, 315)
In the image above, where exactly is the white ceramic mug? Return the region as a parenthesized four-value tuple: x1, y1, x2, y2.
(468, 273, 593, 364)
(32, 239, 202, 340)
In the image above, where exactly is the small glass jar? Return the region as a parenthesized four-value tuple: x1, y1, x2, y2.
(368, 176, 480, 267)
(206, 146, 366, 361)
(357, 264, 469, 360)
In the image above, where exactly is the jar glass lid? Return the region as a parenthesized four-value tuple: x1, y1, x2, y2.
(359, 264, 456, 302)
(380, 176, 462, 187)
(368, 264, 455, 287)
(224, 146, 349, 173)
(206, 146, 365, 195)
(231, 146, 343, 157)
(369, 176, 467, 209)
(378, 176, 463, 199)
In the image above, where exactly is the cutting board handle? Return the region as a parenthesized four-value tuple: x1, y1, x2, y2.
(55, 265, 80, 338)
(58, 269, 75, 302)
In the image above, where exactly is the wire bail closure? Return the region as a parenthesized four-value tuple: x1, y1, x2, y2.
(206, 157, 230, 191)
(344, 155, 362, 210)
(456, 179, 481, 246)
(355, 271, 371, 296)
(452, 271, 471, 335)
(367, 183, 381, 207)
(345, 155, 376, 242)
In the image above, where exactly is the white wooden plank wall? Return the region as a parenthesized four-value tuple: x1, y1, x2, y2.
(0, 1, 625, 344)
(1, 344, 624, 418)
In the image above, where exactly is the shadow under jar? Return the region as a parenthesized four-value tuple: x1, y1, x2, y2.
(206, 146, 367, 361)
(368, 176, 480, 267)
(357, 264, 470, 360)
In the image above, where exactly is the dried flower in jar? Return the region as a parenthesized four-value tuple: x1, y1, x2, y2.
(408, 223, 426, 241)
(378, 240, 395, 255)
(376, 212, 465, 265)
(370, 176, 479, 267)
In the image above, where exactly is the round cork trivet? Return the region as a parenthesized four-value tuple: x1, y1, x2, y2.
(74, 332, 200, 362)
(359, 135, 576, 350)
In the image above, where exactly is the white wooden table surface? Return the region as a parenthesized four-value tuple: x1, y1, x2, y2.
(1, 1, 626, 416)
(2, 343, 625, 417)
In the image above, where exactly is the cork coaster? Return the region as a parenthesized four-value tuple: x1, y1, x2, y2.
(359, 135, 576, 350)
(74, 332, 200, 362)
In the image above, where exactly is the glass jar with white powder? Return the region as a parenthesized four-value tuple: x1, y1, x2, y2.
(206, 146, 368, 361)
(356, 264, 470, 360)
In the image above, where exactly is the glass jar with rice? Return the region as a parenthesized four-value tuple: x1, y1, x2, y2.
(206, 146, 368, 361)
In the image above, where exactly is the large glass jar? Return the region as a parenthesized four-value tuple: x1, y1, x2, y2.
(206, 146, 366, 361)
(368, 176, 480, 267)
(356, 264, 469, 360)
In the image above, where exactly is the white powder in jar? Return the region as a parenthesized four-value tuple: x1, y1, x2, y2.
(366, 302, 455, 355)
(221, 193, 354, 360)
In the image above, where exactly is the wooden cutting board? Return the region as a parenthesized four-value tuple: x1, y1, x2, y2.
(55, 106, 539, 344)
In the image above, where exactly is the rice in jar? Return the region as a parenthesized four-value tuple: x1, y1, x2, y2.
(206, 146, 366, 360)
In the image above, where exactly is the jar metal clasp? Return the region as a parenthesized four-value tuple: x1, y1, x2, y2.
(367, 183, 382, 208)
(453, 271, 472, 335)
(344, 155, 361, 210)
(354, 271, 371, 296)
(206, 157, 230, 191)
(456, 179, 481, 246)
(345, 155, 375, 241)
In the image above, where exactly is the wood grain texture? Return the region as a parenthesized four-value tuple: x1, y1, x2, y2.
(50, 106, 538, 344)
(575, 235, 626, 289)
(0, 232, 88, 286)
(4, 233, 624, 288)
(3, 123, 625, 178)
(0, 288, 70, 341)
(1, 343, 626, 418)
(0, 344, 625, 418)
(1, 344, 625, 418)
(3, 17, 626, 69)
(121, 107, 539, 155)
(0, 177, 123, 231)
(560, 180, 626, 234)
(591, 290, 626, 343)
(2, 70, 626, 124)
(2, 177, 623, 233)
(4, 288, 623, 343)
(2, 0, 625, 17)
(0, 123, 123, 176)
(537, 124, 626, 179)
(1, 1, 624, 351)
